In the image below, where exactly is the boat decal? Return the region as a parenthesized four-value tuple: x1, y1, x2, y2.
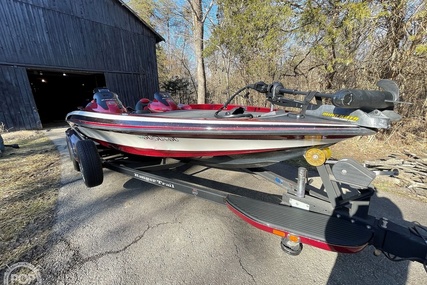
(139, 135, 179, 142)
(304, 135, 323, 140)
(321, 112, 359, 121)
(134, 173, 175, 188)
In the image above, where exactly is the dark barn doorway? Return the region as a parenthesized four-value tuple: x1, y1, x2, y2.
(27, 70, 106, 126)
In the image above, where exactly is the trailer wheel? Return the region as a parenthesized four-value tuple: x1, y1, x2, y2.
(76, 140, 103, 187)
(66, 136, 80, 171)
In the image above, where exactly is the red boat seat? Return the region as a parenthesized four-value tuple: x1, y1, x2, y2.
(84, 88, 127, 114)
(135, 98, 151, 114)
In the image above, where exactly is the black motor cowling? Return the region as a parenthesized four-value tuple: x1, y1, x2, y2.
(331, 89, 395, 111)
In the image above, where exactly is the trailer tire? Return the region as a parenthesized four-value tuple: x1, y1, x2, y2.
(76, 140, 103, 187)
(66, 136, 80, 171)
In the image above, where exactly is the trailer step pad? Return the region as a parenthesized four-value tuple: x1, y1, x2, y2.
(226, 195, 373, 250)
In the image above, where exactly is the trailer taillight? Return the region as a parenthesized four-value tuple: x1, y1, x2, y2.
(287, 234, 300, 243)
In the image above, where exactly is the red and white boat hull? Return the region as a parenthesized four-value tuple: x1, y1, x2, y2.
(66, 109, 374, 158)
(76, 126, 347, 157)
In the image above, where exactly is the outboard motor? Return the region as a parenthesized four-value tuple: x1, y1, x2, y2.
(85, 88, 127, 114)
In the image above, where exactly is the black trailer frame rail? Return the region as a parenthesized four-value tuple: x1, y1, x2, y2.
(104, 159, 229, 205)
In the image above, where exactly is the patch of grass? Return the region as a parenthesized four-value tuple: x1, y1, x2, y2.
(0, 131, 61, 268)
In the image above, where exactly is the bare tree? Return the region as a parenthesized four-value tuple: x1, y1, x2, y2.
(187, 0, 214, 103)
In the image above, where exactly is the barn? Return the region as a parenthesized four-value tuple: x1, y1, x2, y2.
(0, 0, 164, 131)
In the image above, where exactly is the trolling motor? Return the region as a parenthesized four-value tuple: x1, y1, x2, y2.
(330, 80, 399, 111)
(253, 79, 400, 111)
(217, 79, 403, 129)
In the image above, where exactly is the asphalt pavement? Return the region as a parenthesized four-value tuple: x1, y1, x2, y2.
(39, 127, 427, 285)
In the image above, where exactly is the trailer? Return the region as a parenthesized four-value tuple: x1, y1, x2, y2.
(65, 127, 427, 271)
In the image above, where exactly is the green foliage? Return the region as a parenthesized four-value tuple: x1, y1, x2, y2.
(207, 0, 292, 81)
(298, 0, 373, 82)
(207, 0, 378, 88)
(161, 77, 195, 104)
(130, 0, 427, 120)
(127, 0, 155, 24)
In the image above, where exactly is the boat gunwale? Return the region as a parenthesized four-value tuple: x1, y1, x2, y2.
(66, 110, 363, 128)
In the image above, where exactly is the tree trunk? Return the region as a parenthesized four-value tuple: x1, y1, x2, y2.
(191, 0, 206, 104)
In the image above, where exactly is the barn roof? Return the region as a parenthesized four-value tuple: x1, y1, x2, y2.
(116, 0, 165, 43)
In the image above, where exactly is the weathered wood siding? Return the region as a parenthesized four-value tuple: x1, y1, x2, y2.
(0, 66, 42, 130)
(0, 0, 162, 130)
(104, 73, 156, 108)
(0, 0, 160, 73)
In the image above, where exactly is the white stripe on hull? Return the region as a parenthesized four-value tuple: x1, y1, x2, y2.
(79, 127, 342, 152)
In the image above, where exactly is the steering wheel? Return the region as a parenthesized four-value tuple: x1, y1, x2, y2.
(214, 106, 253, 118)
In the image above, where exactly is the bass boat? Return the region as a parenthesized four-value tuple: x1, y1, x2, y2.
(65, 80, 400, 167)
(64, 80, 427, 268)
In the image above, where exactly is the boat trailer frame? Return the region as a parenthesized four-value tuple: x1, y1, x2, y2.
(65, 128, 427, 270)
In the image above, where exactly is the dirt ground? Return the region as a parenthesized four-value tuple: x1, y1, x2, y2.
(330, 134, 427, 201)
(0, 130, 62, 270)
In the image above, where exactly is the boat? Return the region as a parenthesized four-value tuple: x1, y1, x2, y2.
(63, 80, 427, 268)
(65, 80, 401, 167)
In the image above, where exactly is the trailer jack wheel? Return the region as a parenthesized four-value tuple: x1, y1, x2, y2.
(281, 237, 303, 256)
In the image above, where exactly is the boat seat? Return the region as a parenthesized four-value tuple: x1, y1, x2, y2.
(135, 98, 151, 114)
